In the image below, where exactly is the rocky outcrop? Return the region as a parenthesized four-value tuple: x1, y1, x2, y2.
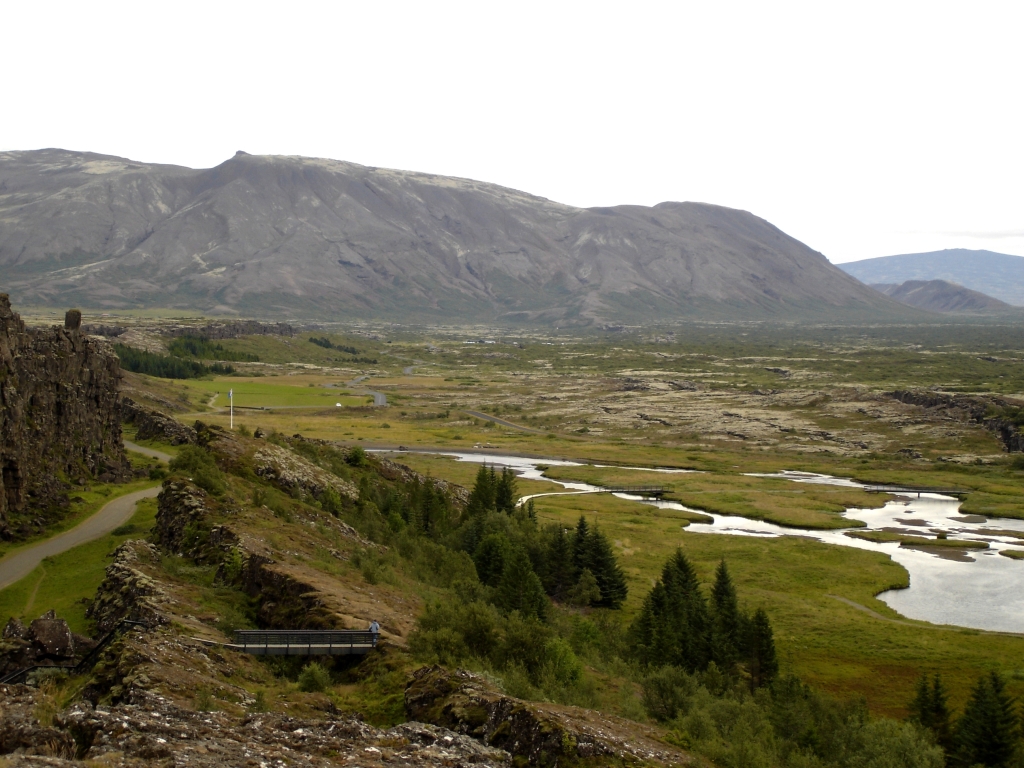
(888, 390, 1024, 452)
(0, 296, 129, 538)
(253, 443, 359, 502)
(121, 397, 197, 445)
(87, 540, 169, 634)
(406, 666, 694, 767)
(0, 611, 96, 677)
(0, 685, 510, 767)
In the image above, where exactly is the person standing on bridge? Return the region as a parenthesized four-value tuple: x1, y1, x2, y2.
(369, 619, 380, 646)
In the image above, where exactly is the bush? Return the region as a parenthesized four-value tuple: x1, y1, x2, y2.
(169, 446, 226, 496)
(542, 637, 583, 687)
(297, 661, 332, 692)
(347, 446, 367, 466)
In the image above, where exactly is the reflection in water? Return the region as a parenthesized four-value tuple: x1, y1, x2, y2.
(382, 451, 1024, 633)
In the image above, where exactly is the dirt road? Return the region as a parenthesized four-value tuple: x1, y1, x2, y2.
(0, 485, 160, 590)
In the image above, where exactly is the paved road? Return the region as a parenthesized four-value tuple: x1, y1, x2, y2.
(0, 485, 161, 590)
(463, 410, 543, 433)
(124, 440, 173, 463)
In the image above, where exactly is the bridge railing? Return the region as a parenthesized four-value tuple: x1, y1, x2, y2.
(232, 630, 377, 655)
(606, 486, 665, 496)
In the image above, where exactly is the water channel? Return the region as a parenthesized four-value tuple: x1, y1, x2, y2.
(386, 451, 1024, 634)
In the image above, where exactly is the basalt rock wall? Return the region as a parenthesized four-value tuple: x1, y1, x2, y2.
(888, 389, 1024, 452)
(0, 294, 128, 538)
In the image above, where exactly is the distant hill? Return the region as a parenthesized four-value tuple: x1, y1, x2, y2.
(0, 149, 913, 324)
(839, 249, 1024, 307)
(871, 279, 1013, 313)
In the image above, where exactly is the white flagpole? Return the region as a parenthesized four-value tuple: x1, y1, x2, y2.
(229, 388, 234, 430)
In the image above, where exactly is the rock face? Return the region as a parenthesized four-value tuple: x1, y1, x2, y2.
(0, 611, 96, 676)
(405, 666, 694, 766)
(888, 390, 1024, 453)
(0, 149, 909, 324)
(870, 279, 1013, 313)
(0, 295, 129, 538)
(121, 397, 198, 445)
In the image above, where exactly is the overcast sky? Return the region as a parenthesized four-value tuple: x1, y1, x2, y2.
(4, 1, 1022, 263)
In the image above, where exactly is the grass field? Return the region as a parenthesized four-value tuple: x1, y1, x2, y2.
(177, 377, 373, 408)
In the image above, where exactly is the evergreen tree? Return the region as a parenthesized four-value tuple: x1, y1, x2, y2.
(494, 467, 518, 514)
(571, 516, 590, 577)
(745, 608, 778, 691)
(630, 550, 709, 673)
(910, 674, 953, 755)
(474, 534, 512, 587)
(467, 464, 496, 516)
(579, 525, 628, 608)
(660, 550, 710, 672)
(541, 525, 576, 600)
(954, 671, 1019, 768)
(494, 547, 548, 620)
(710, 560, 741, 669)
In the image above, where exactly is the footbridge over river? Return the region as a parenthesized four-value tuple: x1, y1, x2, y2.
(604, 486, 665, 498)
(863, 485, 970, 499)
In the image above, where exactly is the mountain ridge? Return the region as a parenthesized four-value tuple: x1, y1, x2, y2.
(839, 249, 1024, 307)
(871, 279, 1014, 314)
(0, 148, 912, 324)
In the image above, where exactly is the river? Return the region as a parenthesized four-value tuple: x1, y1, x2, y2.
(385, 451, 1024, 634)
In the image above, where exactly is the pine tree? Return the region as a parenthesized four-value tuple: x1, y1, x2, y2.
(541, 525, 575, 600)
(629, 549, 709, 672)
(494, 547, 548, 620)
(580, 525, 628, 608)
(910, 674, 952, 754)
(467, 464, 496, 516)
(710, 560, 741, 669)
(474, 534, 512, 587)
(571, 516, 590, 578)
(746, 608, 778, 691)
(660, 550, 710, 672)
(954, 671, 1019, 768)
(494, 467, 518, 514)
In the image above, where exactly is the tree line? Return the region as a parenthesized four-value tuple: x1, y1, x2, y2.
(114, 344, 235, 379)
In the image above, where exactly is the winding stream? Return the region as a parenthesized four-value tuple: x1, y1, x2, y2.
(390, 452, 1024, 634)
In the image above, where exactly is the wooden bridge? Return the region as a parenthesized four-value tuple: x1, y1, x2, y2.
(864, 485, 970, 499)
(604, 486, 666, 498)
(231, 630, 377, 656)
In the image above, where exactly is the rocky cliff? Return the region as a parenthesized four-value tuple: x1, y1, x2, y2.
(0, 295, 129, 538)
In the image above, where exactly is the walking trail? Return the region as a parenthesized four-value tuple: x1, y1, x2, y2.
(0, 485, 160, 590)
(0, 441, 170, 591)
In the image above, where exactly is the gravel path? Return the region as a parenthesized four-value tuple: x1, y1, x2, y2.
(463, 409, 543, 433)
(123, 440, 173, 463)
(0, 485, 160, 590)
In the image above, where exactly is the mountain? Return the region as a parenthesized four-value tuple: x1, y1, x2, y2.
(0, 149, 911, 324)
(871, 279, 1013, 313)
(839, 249, 1024, 307)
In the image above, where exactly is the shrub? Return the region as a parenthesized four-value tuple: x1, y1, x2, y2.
(297, 661, 332, 692)
(169, 446, 226, 496)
